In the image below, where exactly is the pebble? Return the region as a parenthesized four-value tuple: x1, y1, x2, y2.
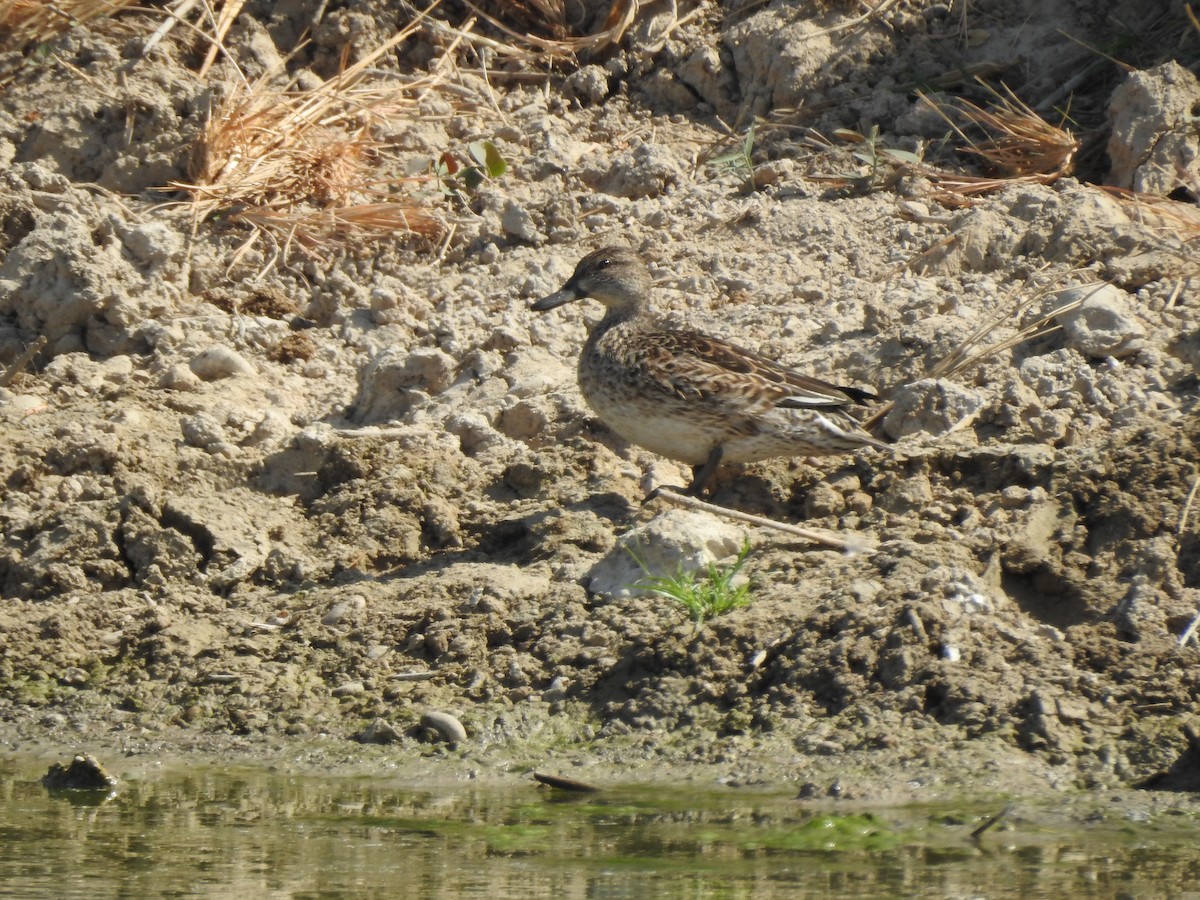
(180, 412, 228, 451)
(541, 676, 568, 702)
(421, 710, 467, 745)
(501, 201, 540, 243)
(331, 681, 365, 697)
(585, 509, 744, 600)
(357, 718, 403, 744)
(159, 363, 201, 391)
(322, 595, 366, 626)
(6, 394, 46, 414)
(883, 377, 986, 438)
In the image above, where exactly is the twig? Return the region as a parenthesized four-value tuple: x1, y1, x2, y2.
(863, 272, 1097, 429)
(1177, 472, 1200, 648)
(139, 0, 199, 59)
(1178, 472, 1200, 549)
(1055, 29, 1134, 74)
(651, 489, 876, 553)
(1036, 56, 1107, 113)
(533, 772, 601, 792)
(1180, 607, 1200, 648)
(970, 802, 1014, 839)
(798, 0, 901, 40)
(0, 336, 47, 387)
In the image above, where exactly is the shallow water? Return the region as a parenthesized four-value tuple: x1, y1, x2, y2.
(1, 758, 1197, 899)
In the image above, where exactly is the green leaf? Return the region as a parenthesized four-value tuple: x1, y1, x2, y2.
(881, 148, 921, 164)
(742, 120, 756, 156)
(469, 140, 508, 179)
(711, 151, 749, 168)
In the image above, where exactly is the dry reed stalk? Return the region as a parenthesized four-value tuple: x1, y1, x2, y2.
(173, 8, 456, 263)
(863, 270, 1100, 429)
(927, 277, 1099, 383)
(653, 488, 876, 553)
(197, 0, 245, 76)
(0, 0, 137, 49)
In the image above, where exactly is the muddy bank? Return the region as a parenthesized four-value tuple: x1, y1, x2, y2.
(0, 0, 1198, 798)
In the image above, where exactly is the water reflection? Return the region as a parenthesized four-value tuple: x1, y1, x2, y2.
(0, 761, 1196, 899)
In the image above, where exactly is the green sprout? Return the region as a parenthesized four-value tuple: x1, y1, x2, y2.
(632, 540, 755, 627)
(710, 121, 758, 191)
(832, 124, 921, 191)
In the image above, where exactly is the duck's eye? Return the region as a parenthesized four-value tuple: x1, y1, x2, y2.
(595, 257, 612, 269)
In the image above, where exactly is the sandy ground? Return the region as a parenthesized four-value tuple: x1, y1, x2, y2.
(1, 0, 1199, 803)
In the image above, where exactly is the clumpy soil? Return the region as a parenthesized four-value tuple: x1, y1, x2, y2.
(1, 0, 1199, 802)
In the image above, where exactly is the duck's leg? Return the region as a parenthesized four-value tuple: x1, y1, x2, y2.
(687, 445, 724, 497)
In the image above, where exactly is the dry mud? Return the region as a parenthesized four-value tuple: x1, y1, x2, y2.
(1, 0, 1199, 801)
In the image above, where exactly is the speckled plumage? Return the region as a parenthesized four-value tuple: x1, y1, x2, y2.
(532, 246, 888, 494)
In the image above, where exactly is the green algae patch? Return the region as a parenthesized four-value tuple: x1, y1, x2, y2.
(739, 813, 904, 852)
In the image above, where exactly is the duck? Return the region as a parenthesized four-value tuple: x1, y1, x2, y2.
(532, 246, 888, 495)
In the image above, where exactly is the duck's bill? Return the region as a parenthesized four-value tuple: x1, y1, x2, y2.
(531, 288, 579, 311)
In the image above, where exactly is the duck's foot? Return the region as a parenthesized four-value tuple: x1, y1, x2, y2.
(686, 446, 724, 497)
(641, 448, 724, 505)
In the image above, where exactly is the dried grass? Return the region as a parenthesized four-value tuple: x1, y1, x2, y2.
(436, 0, 642, 61)
(917, 81, 1081, 197)
(172, 13, 456, 267)
(1101, 185, 1200, 245)
(926, 271, 1098, 384)
(864, 267, 1100, 428)
(0, 0, 137, 49)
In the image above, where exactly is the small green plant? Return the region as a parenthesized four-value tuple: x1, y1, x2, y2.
(433, 140, 508, 198)
(831, 124, 920, 191)
(710, 121, 758, 191)
(633, 540, 755, 627)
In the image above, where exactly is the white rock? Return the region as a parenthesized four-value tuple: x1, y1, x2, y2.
(1055, 284, 1145, 359)
(1107, 61, 1200, 194)
(100, 355, 134, 382)
(883, 378, 986, 439)
(421, 710, 467, 745)
(352, 346, 458, 423)
(445, 411, 508, 456)
(585, 509, 745, 599)
(7, 394, 47, 414)
(189, 344, 256, 380)
(496, 398, 549, 440)
(248, 409, 292, 449)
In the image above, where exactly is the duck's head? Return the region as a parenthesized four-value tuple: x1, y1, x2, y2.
(531, 246, 650, 314)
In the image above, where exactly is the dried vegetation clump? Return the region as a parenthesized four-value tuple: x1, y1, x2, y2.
(918, 81, 1081, 197)
(465, 0, 642, 58)
(173, 20, 456, 265)
(0, 0, 137, 50)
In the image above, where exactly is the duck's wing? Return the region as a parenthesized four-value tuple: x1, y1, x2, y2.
(641, 330, 877, 409)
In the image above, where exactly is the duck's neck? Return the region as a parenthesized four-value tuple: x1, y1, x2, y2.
(589, 301, 650, 343)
